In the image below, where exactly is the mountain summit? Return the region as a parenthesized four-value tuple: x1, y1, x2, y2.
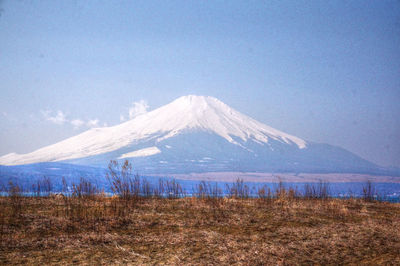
(139, 95, 307, 148)
(0, 95, 380, 174)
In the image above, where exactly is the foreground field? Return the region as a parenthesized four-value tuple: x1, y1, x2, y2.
(1, 196, 399, 265)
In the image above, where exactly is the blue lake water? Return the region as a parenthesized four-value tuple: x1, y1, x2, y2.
(2, 175, 399, 202)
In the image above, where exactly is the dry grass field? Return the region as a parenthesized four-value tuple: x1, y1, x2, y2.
(1, 193, 399, 265)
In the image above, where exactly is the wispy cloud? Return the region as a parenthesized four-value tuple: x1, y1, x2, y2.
(70, 119, 85, 129)
(119, 100, 149, 122)
(42, 110, 67, 125)
(41, 110, 104, 129)
(87, 119, 99, 128)
(128, 100, 149, 119)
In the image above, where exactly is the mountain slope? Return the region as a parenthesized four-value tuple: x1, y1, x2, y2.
(0, 95, 305, 165)
(0, 95, 382, 174)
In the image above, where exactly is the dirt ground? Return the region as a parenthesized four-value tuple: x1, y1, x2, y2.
(1, 196, 399, 265)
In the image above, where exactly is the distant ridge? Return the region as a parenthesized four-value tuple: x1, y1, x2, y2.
(0, 95, 385, 175)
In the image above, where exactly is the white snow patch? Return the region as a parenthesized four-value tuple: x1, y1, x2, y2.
(165, 145, 172, 149)
(118, 147, 161, 159)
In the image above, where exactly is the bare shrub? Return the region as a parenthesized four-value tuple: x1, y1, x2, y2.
(0, 181, 5, 193)
(226, 178, 249, 199)
(288, 187, 300, 199)
(62, 176, 68, 194)
(304, 181, 330, 199)
(7, 180, 23, 219)
(318, 181, 330, 199)
(7, 180, 22, 198)
(257, 185, 272, 202)
(195, 181, 209, 199)
(32, 176, 52, 197)
(195, 181, 222, 198)
(153, 179, 166, 198)
(275, 179, 286, 199)
(165, 179, 184, 199)
(362, 180, 376, 202)
(106, 160, 138, 200)
(72, 178, 98, 199)
(194, 181, 223, 208)
(141, 177, 153, 198)
(208, 182, 223, 201)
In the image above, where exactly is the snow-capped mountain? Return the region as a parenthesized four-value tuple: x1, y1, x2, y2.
(0, 95, 381, 174)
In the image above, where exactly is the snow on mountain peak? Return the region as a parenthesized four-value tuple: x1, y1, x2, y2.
(136, 94, 307, 148)
(0, 95, 307, 165)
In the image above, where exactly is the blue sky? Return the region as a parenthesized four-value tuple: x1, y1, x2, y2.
(0, 0, 399, 167)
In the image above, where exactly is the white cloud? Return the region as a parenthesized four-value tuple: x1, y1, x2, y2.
(128, 100, 149, 119)
(87, 119, 99, 128)
(70, 119, 85, 129)
(42, 110, 67, 125)
(118, 100, 149, 123)
(41, 110, 106, 129)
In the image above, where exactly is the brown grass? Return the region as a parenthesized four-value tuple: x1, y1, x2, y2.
(0, 195, 399, 265)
